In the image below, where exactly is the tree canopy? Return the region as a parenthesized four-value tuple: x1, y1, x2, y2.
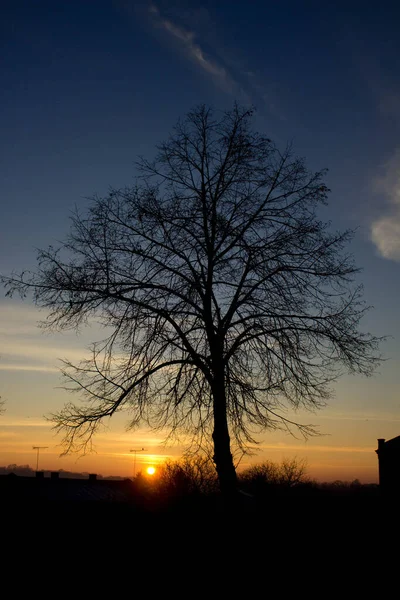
(3, 104, 381, 494)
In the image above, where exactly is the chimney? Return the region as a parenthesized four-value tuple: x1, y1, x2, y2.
(376, 439, 386, 489)
(89, 473, 97, 481)
(377, 438, 386, 454)
(51, 472, 59, 480)
(36, 471, 44, 479)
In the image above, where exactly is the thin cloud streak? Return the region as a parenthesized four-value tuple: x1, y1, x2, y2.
(0, 417, 49, 427)
(148, 2, 238, 95)
(258, 443, 373, 454)
(318, 412, 400, 423)
(2, 339, 85, 363)
(96, 432, 169, 446)
(0, 302, 91, 372)
(0, 303, 43, 336)
(109, 452, 173, 462)
(123, 2, 279, 115)
(0, 364, 59, 373)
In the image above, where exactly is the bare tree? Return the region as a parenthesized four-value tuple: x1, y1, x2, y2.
(279, 457, 309, 487)
(2, 104, 381, 495)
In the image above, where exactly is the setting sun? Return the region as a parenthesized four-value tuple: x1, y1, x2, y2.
(146, 466, 156, 476)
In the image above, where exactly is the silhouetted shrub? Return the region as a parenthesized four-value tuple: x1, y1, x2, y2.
(156, 456, 218, 498)
(239, 458, 309, 496)
(131, 456, 219, 510)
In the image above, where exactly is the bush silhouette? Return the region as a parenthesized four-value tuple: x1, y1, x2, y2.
(239, 458, 310, 496)
(156, 456, 218, 498)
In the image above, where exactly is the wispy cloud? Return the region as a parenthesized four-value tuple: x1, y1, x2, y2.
(0, 302, 109, 372)
(0, 303, 43, 336)
(148, 2, 237, 95)
(0, 339, 87, 374)
(107, 452, 173, 463)
(370, 149, 400, 261)
(0, 417, 49, 428)
(258, 442, 372, 454)
(0, 431, 19, 439)
(2, 339, 84, 363)
(97, 431, 167, 444)
(0, 364, 59, 373)
(118, 2, 281, 116)
(318, 411, 400, 423)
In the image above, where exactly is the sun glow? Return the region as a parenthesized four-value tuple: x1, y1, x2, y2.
(146, 466, 156, 476)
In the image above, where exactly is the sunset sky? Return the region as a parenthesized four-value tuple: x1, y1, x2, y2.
(1, 1, 400, 482)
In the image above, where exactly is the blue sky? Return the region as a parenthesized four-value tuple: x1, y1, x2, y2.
(1, 0, 400, 480)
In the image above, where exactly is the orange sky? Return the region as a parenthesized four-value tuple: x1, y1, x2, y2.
(0, 415, 384, 482)
(1, 302, 399, 483)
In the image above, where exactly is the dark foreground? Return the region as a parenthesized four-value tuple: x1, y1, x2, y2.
(1, 475, 395, 541)
(1, 480, 397, 588)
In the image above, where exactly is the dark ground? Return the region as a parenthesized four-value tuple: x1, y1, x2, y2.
(1, 475, 397, 577)
(1, 488, 396, 591)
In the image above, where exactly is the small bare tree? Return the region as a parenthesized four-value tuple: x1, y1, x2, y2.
(279, 457, 309, 487)
(239, 458, 309, 492)
(156, 456, 219, 498)
(3, 104, 380, 495)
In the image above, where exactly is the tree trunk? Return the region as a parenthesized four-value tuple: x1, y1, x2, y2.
(212, 375, 237, 497)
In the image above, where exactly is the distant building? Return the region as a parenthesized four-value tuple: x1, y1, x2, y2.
(376, 437, 400, 493)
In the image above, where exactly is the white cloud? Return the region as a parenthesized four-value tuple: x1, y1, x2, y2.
(371, 217, 400, 261)
(370, 149, 400, 261)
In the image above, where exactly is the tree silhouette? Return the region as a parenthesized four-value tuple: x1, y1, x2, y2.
(3, 105, 381, 495)
(240, 458, 309, 492)
(156, 456, 219, 498)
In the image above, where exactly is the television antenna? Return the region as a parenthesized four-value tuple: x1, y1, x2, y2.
(32, 446, 48, 471)
(130, 448, 146, 478)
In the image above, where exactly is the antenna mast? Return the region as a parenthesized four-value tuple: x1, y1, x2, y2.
(32, 446, 49, 471)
